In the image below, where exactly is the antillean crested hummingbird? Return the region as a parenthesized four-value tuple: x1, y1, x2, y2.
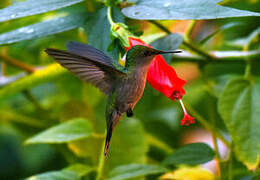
(45, 41, 181, 156)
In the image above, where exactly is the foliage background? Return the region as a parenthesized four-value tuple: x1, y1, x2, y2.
(0, 0, 260, 179)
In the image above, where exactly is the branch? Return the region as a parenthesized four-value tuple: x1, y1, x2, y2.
(0, 48, 36, 73)
(0, 64, 67, 100)
(171, 50, 260, 64)
(148, 20, 216, 60)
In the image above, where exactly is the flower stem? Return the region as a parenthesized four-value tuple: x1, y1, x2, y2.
(95, 133, 106, 180)
(107, 7, 115, 26)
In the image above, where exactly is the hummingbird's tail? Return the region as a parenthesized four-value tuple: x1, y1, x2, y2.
(104, 124, 113, 156)
(104, 110, 122, 156)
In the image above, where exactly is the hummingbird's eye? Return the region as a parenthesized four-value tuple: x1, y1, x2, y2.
(143, 51, 151, 57)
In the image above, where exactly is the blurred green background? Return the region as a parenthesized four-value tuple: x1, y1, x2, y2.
(0, 0, 260, 179)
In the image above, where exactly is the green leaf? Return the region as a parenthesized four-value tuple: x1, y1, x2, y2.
(150, 33, 183, 63)
(228, 27, 260, 48)
(64, 164, 93, 177)
(108, 164, 168, 180)
(26, 170, 79, 180)
(84, 7, 124, 60)
(0, 13, 86, 45)
(0, 64, 67, 100)
(26, 164, 91, 180)
(26, 118, 93, 144)
(163, 143, 215, 165)
(0, 0, 84, 23)
(218, 78, 260, 169)
(122, 0, 260, 20)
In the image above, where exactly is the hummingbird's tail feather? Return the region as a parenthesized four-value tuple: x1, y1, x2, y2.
(104, 110, 122, 156)
(104, 124, 113, 156)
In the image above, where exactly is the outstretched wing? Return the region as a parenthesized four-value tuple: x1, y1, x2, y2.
(67, 41, 126, 72)
(67, 41, 114, 67)
(45, 48, 126, 95)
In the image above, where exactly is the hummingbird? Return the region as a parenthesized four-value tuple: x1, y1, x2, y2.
(45, 41, 181, 156)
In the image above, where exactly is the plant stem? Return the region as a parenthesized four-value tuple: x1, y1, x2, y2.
(228, 143, 233, 180)
(243, 44, 252, 80)
(212, 134, 222, 178)
(95, 134, 106, 180)
(170, 50, 260, 64)
(148, 20, 215, 60)
(22, 90, 45, 111)
(208, 96, 222, 178)
(182, 41, 215, 60)
(184, 20, 196, 40)
(148, 20, 171, 34)
(244, 62, 252, 79)
(0, 48, 35, 73)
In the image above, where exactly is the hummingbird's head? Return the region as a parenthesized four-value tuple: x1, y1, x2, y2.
(126, 45, 181, 68)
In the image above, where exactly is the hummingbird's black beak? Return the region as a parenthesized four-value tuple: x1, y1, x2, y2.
(158, 50, 182, 54)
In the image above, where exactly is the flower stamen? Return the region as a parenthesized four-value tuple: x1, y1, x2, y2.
(171, 91, 195, 126)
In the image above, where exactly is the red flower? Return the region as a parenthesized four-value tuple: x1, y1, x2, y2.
(126, 37, 195, 126)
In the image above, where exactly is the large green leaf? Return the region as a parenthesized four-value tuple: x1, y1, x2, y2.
(163, 143, 215, 165)
(26, 170, 79, 180)
(108, 164, 168, 180)
(0, 13, 86, 45)
(84, 7, 124, 60)
(122, 0, 260, 20)
(26, 118, 93, 144)
(150, 33, 183, 63)
(0, 0, 84, 23)
(218, 78, 260, 169)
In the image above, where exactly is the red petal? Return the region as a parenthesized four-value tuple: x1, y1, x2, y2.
(181, 113, 195, 126)
(147, 57, 186, 98)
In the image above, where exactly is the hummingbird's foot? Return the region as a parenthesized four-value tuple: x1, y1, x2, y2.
(126, 108, 133, 117)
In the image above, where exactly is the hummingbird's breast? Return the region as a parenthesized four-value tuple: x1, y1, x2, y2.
(115, 67, 148, 113)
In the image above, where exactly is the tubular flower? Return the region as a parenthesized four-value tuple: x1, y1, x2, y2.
(126, 37, 194, 126)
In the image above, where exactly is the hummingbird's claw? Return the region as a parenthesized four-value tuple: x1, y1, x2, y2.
(126, 108, 133, 117)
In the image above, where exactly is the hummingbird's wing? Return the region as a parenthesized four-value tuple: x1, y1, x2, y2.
(67, 41, 126, 72)
(67, 41, 114, 67)
(45, 48, 126, 95)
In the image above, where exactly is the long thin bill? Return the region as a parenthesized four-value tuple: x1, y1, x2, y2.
(160, 50, 182, 54)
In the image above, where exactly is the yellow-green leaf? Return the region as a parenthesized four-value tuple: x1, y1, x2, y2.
(26, 118, 93, 144)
